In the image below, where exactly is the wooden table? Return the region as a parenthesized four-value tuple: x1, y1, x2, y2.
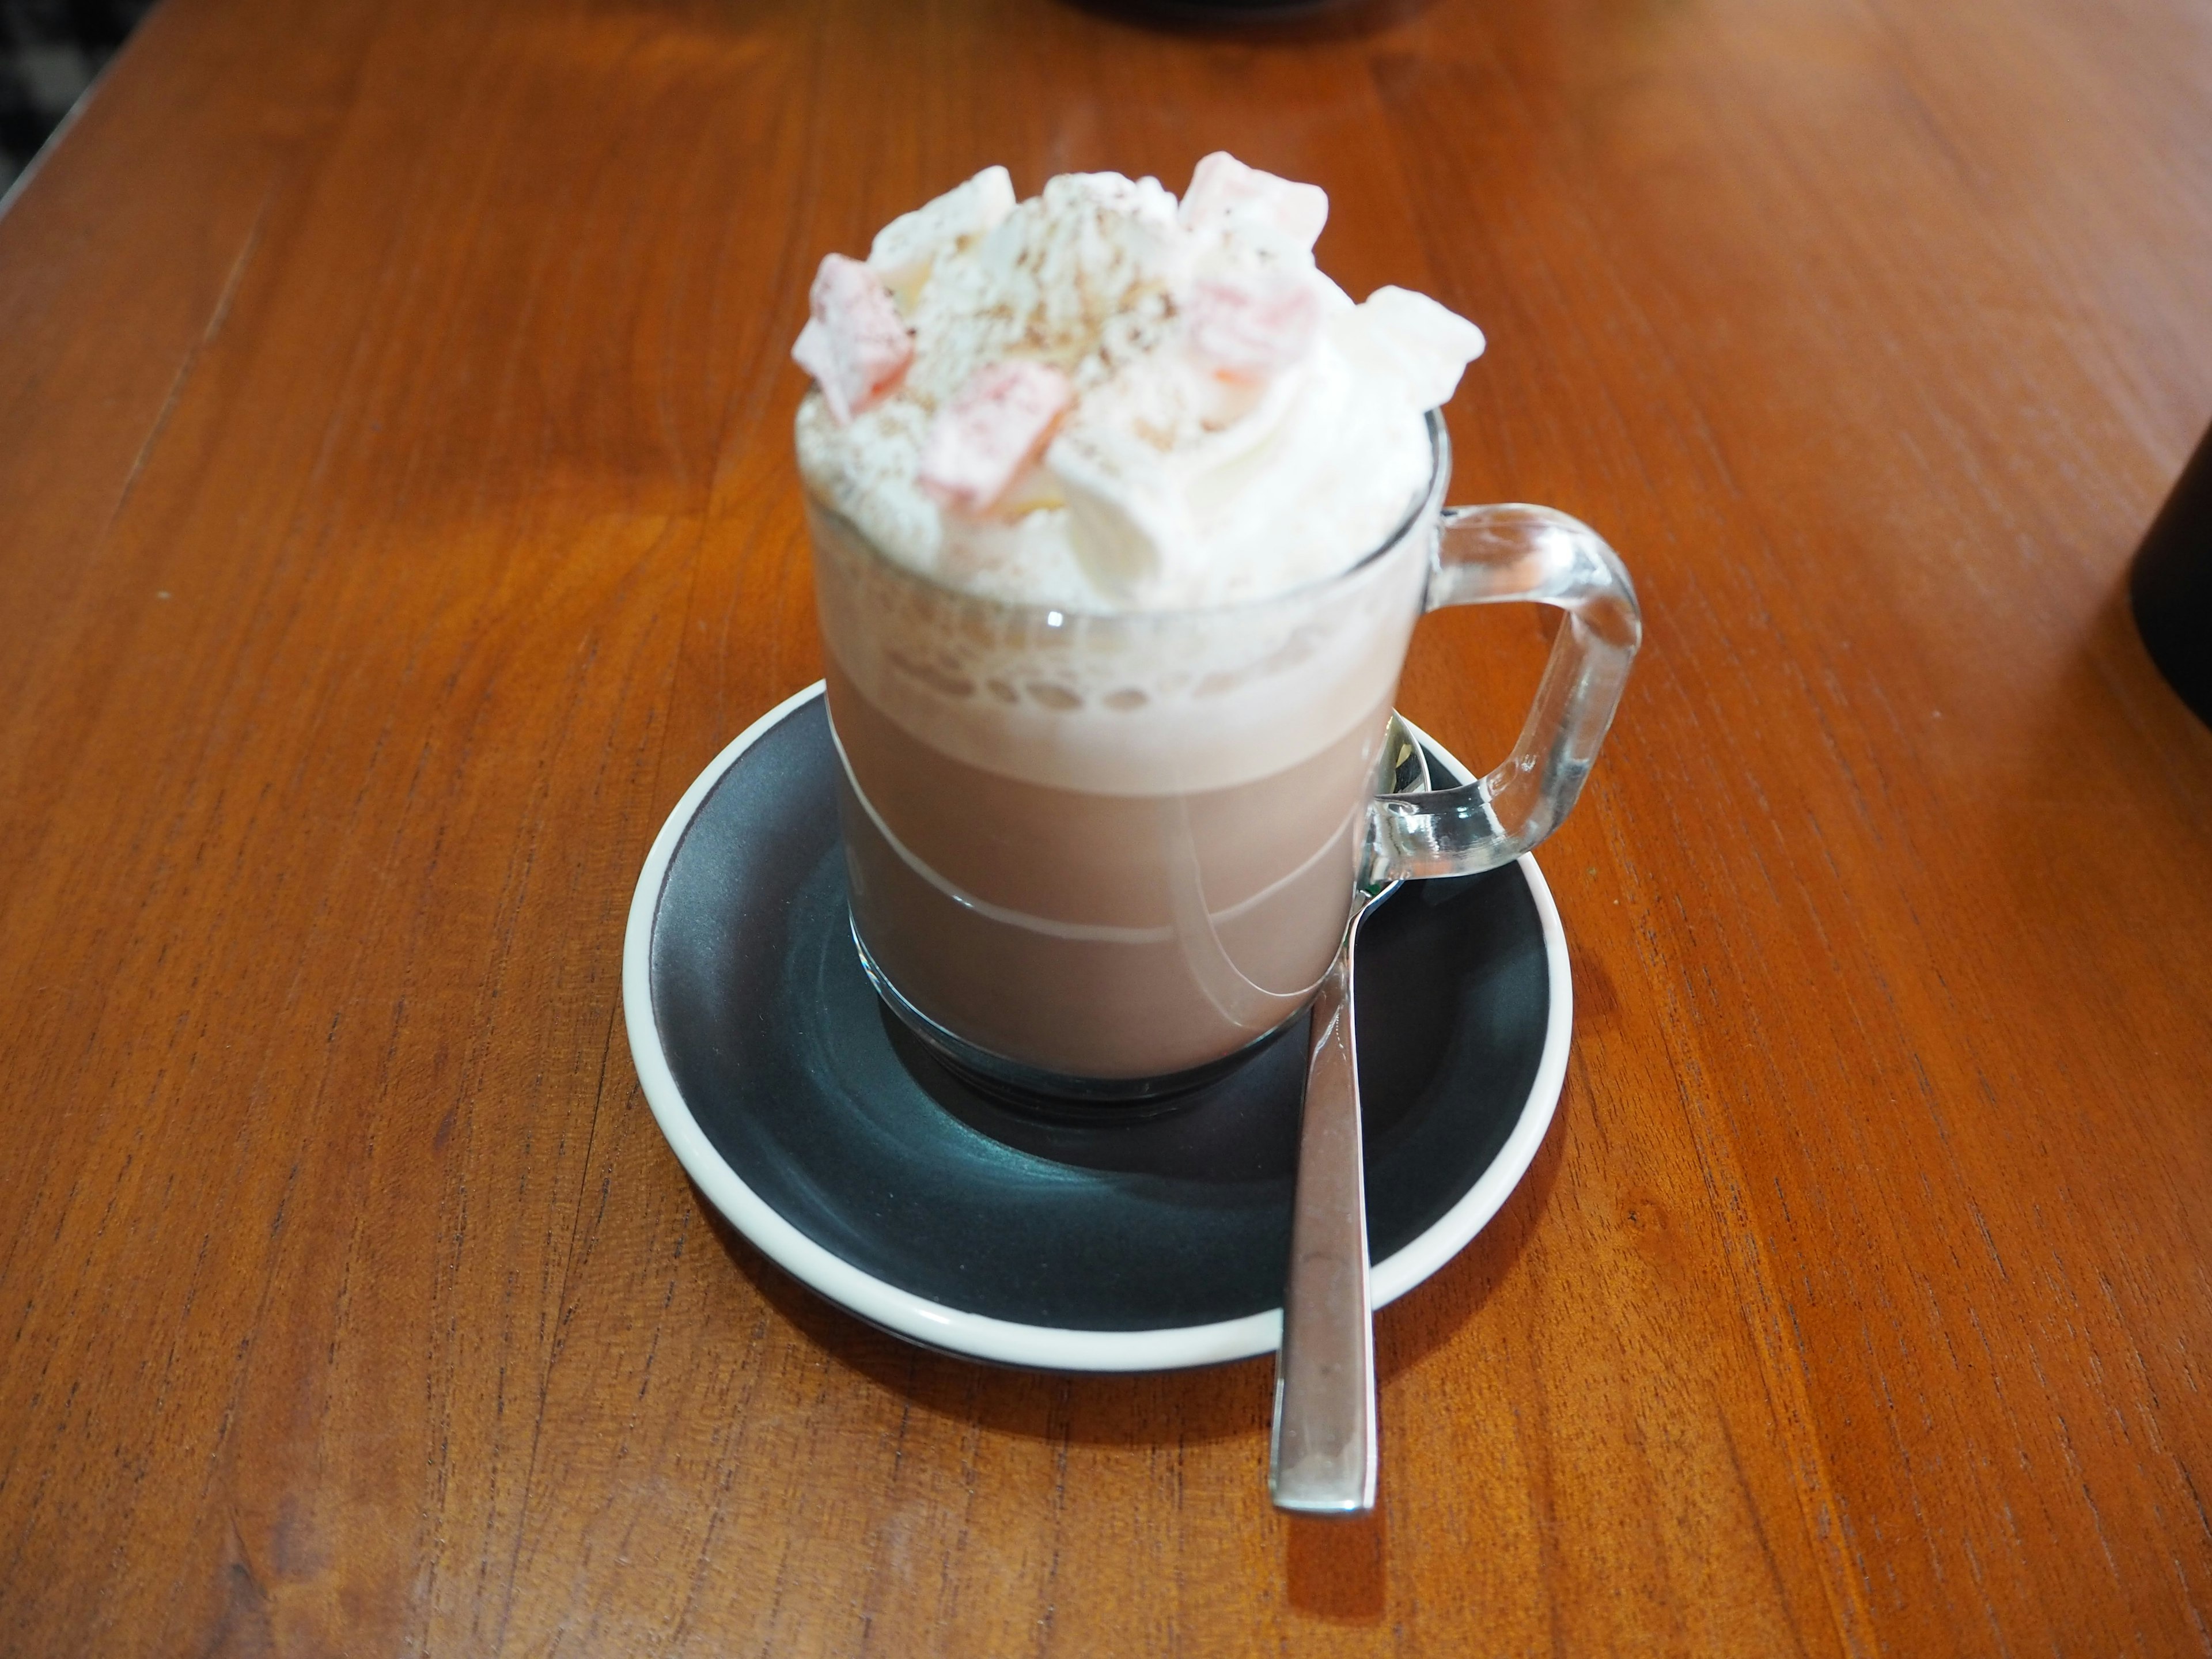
(5, 0, 2209, 1649)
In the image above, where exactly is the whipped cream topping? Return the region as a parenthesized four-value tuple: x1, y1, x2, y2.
(794, 156, 1484, 612)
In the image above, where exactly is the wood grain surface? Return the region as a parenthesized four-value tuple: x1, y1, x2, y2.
(3, 0, 2209, 1650)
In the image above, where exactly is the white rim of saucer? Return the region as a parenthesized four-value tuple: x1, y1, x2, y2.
(622, 680, 1571, 1373)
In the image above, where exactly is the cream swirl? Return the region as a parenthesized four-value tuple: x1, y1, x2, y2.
(793, 156, 1484, 612)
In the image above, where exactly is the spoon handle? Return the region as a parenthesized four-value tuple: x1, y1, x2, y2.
(1270, 929, 1377, 1514)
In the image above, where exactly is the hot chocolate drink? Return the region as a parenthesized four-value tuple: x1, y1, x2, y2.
(792, 158, 1486, 1084)
(811, 483, 1435, 1078)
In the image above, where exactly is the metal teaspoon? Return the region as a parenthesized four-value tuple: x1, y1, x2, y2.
(1270, 714, 1430, 1514)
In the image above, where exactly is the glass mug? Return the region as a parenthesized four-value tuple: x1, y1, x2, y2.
(810, 412, 1640, 1100)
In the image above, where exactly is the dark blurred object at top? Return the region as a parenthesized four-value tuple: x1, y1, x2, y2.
(2, 0, 156, 194)
(2130, 422, 2212, 728)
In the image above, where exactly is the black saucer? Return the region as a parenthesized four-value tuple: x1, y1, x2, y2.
(622, 684, 1570, 1371)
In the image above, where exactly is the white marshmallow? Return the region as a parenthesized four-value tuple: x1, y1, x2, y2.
(1177, 151, 1329, 253)
(868, 166, 1017, 312)
(1332, 286, 1487, 412)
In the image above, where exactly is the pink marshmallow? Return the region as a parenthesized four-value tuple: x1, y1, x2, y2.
(1178, 153, 1328, 251)
(919, 360, 1074, 514)
(791, 253, 912, 423)
(1183, 271, 1323, 381)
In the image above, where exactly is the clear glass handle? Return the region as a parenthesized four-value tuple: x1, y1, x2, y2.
(1368, 504, 1642, 881)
